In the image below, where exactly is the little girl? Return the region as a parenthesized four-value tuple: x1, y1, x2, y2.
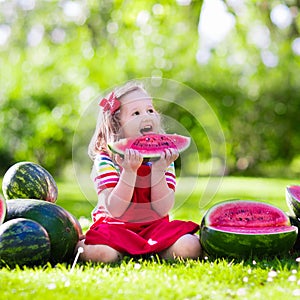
(77, 81, 201, 263)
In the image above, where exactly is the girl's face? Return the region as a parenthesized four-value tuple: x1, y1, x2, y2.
(119, 89, 161, 139)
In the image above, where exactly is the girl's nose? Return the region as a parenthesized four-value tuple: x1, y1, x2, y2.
(140, 111, 150, 118)
(141, 113, 153, 121)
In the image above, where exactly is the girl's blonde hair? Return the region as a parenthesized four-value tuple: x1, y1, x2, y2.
(88, 81, 157, 160)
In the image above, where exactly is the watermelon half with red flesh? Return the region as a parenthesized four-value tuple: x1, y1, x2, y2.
(108, 134, 190, 158)
(286, 185, 300, 218)
(0, 194, 6, 225)
(200, 200, 298, 258)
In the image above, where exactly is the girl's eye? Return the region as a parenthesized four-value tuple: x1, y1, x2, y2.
(133, 111, 140, 116)
(148, 109, 154, 113)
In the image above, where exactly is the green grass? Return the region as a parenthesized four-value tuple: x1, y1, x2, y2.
(1, 258, 300, 299)
(1, 176, 300, 299)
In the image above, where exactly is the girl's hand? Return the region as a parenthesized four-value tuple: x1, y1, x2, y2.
(152, 148, 179, 172)
(78, 234, 86, 240)
(115, 149, 143, 172)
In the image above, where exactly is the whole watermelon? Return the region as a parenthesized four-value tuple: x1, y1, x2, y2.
(0, 218, 51, 268)
(5, 199, 82, 264)
(2, 161, 58, 202)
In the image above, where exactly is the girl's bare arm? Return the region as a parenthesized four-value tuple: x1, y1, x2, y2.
(150, 149, 179, 216)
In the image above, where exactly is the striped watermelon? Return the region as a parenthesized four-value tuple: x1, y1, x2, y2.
(5, 199, 82, 264)
(2, 161, 58, 202)
(0, 218, 51, 267)
(0, 194, 6, 225)
(200, 200, 298, 258)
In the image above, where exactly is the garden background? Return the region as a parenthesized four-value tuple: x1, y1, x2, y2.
(1, 0, 299, 180)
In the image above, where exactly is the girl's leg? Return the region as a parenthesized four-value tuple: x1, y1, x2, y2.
(159, 234, 201, 260)
(76, 239, 123, 263)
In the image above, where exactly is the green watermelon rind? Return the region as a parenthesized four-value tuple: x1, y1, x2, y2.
(0, 218, 51, 268)
(5, 199, 81, 264)
(2, 161, 58, 202)
(288, 214, 300, 251)
(108, 134, 191, 158)
(200, 224, 298, 258)
(286, 185, 300, 218)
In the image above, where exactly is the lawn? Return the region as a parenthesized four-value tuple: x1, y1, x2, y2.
(1, 176, 300, 299)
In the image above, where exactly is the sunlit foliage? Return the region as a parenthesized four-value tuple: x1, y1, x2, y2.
(0, 0, 299, 177)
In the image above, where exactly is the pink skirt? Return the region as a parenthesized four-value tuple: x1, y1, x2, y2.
(85, 216, 199, 255)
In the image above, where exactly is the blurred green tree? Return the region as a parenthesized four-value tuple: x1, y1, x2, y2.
(0, 0, 299, 178)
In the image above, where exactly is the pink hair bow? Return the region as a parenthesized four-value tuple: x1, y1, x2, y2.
(99, 92, 121, 114)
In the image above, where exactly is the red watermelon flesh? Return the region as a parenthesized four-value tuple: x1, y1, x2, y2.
(206, 200, 289, 228)
(109, 134, 190, 158)
(0, 194, 6, 225)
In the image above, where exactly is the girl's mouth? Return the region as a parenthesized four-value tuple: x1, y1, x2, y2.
(140, 125, 153, 135)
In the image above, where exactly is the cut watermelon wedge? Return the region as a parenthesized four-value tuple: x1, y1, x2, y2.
(0, 194, 6, 225)
(286, 185, 300, 218)
(108, 134, 191, 158)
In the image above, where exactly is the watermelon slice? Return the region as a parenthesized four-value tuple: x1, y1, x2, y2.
(0, 194, 6, 225)
(286, 185, 300, 218)
(108, 134, 190, 158)
(200, 199, 298, 258)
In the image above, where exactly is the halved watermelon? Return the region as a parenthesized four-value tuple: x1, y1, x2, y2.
(200, 199, 298, 258)
(108, 134, 190, 158)
(0, 194, 6, 225)
(288, 214, 300, 251)
(286, 185, 300, 218)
